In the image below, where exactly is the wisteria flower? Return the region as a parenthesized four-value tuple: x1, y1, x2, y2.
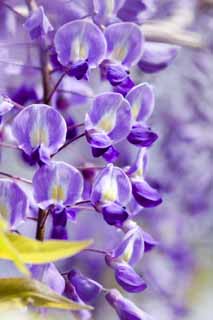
(126, 82, 158, 147)
(0, 179, 28, 228)
(106, 289, 154, 320)
(24, 6, 53, 40)
(128, 148, 162, 207)
(68, 269, 103, 302)
(33, 161, 83, 238)
(85, 92, 131, 160)
(91, 164, 131, 226)
(103, 22, 144, 92)
(117, 0, 156, 24)
(138, 42, 179, 73)
(12, 104, 67, 165)
(54, 20, 106, 79)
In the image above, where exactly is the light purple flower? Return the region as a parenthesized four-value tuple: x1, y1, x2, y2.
(85, 92, 131, 156)
(91, 164, 132, 226)
(68, 269, 103, 302)
(30, 263, 65, 295)
(138, 42, 179, 73)
(54, 20, 106, 79)
(24, 6, 53, 40)
(12, 104, 67, 164)
(0, 179, 28, 228)
(126, 83, 158, 147)
(0, 95, 14, 116)
(112, 221, 145, 266)
(106, 289, 154, 320)
(33, 161, 83, 209)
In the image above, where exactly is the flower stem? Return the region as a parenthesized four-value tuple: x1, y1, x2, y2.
(0, 171, 32, 185)
(35, 208, 48, 241)
(46, 72, 66, 103)
(52, 132, 86, 156)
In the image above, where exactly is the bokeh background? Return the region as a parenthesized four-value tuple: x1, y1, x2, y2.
(0, 1, 213, 319)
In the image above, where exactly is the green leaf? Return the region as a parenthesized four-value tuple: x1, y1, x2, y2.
(0, 277, 92, 311)
(6, 233, 92, 264)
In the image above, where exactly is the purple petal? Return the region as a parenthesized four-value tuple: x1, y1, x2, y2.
(132, 179, 162, 208)
(85, 92, 131, 148)
(126, 83, 155, 122)
(93, 0, 125, 26)
(114, 76, 135, 96)
(112, 225, 145, 266)
(138, 42, 179, 73)
(30, 263, 65, 295)
(143, 230, 158, 252)
(117, 0, 156, 24)
(0, 179, 28, 228)
(33, 161, 83, 208)
(105, 22, 144, 67)
(102, 145, 119, 163)
(12, 104, 67, 158)
(91, 164, 132, 206)
(24, 6, 53, 40)
(106, 289, 154, 320)
(127, 148, 147, 178)
(114, 262, 147, 293)
(54, 20, 106, 68)
(106, 63, 128, 85)
(102, 203, 128, 227)
(127, 124, 158, 147)
(68, 269, 103, 302)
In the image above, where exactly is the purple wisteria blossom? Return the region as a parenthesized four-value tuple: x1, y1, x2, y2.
(126, 83, 158, 147)
(91, 164, 131, 226)
(103, 22, 144, 92)
(138, 42, 179, 73)
(85, 92, 131, 160)
(54, 20, 106, 79)
(117, 0, 156, 24)
(24, 6, 54, 40)
(33, 161, 83, 238)
(12, 104, 67, 165)
(106, 289, 154, 320)
(0, 180, 28, 228)
(128, 148, 162, 207)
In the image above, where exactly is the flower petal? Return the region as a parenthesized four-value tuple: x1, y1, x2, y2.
(33, 161, 83, 208)
(54, 20, 106, 68)
(132, 179, 162, 208)
(105, 22, 144, 67)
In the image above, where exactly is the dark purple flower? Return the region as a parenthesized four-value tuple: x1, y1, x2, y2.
(0, 179, 28, 228)
(30, 263, 65, 295)
(24, 6, 53, 40)
(12, 104, 67, 164)
(68, 269, 103, 302)
(85, 92, 131, 153)
(117, 0, 156, 24)
(102, 203, 129, 227)
(138, 42, 179, 73)
(106, 289, 154, 320)
(54, 20, 106, 79)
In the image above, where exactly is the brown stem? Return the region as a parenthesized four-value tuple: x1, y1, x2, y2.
(40, 48, 51, 104)
(35, 208, 48, 241)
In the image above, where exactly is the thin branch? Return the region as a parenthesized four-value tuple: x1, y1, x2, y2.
(1, 1, 26, 19)
(52, 132, 86, 156)
(0, 142, 19, 150)
(46, 73, 66, 103)
(0, 171, 32, 185)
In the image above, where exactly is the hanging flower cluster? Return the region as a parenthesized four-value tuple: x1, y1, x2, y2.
(0, 0, 203, 319)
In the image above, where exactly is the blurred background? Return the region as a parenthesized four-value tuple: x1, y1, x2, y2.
(0, 1, 213, 319)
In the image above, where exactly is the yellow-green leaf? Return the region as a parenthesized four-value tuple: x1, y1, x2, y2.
(0, 231, 29, 276)
(0, 277, 92, 311)
(6, 232, 92, 264)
